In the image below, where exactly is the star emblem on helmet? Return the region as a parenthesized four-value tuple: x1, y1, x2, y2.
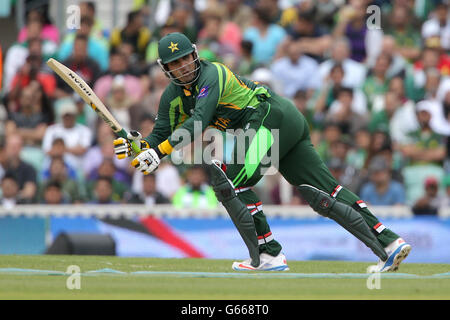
(168, 42, 179, 53)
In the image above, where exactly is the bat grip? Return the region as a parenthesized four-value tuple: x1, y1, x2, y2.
(130, 140, 142, 155)
(117, 129, 142, 155)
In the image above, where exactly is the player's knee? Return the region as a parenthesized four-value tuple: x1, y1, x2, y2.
(297, 184, 335, 217)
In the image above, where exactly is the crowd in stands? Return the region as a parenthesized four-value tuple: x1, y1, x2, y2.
(0, 0, 450, 215)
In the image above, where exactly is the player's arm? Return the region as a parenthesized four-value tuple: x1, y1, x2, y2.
(132, 66, 223, 174)
(157, 72, 223, 157)
(114, 91, 172, 159)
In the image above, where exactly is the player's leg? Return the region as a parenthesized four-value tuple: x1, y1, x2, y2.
(277, 111, 411, 271)
(212, 100, 298, 270)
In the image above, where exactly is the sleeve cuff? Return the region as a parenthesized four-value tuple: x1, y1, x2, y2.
(158, 139, 174, 156)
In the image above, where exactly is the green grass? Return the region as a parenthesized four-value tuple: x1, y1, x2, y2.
(0, 255, 449, 300)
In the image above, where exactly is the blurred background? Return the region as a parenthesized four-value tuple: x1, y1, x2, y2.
(0, 0, 449, 263)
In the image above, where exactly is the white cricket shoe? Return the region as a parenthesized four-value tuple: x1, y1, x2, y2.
(367, 238, 412, 273)
(232, 253, 290, 271)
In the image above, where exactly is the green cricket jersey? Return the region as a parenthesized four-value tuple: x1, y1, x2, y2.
(144, 60, 272, 156)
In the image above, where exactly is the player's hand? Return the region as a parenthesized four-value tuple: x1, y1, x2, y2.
(131, 148, 160, 175)
(113, 131, 149, 159)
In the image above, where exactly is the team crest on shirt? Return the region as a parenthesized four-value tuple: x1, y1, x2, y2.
(197, 86, 209, 99)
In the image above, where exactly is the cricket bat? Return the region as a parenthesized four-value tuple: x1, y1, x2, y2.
(47, 58, 141, 154)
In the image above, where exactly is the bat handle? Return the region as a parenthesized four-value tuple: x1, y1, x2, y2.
(117, 129, 142, 155)
(130, 140, 142, 155)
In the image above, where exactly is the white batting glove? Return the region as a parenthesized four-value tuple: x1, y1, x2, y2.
(131, 148, 161, 175)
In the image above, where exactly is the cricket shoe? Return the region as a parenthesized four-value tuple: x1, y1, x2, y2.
(366, 238, 412, 273)
(232, 253, 290, 271)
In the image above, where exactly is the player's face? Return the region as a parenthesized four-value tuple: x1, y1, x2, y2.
(167, 54, 196, 84)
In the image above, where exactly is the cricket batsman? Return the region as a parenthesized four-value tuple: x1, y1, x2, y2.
(114, 32, 411, 272)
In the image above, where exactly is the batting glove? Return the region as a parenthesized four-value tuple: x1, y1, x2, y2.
(131, 148, 161, 175)
(113, 131, 150, 159)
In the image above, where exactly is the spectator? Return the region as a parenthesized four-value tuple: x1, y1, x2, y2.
(129, 173, 170, 205)
(271, 40, 321, 99)
(363, 53, 392, 112)
(438, 91, 450, 135)
(110, 9, 151, 63)
(172, 165, 218, 209)
(328, 136, 359, 191)
(0, 103, 7, 140)
(346, 127, 371, 171)
(132, 159, 181, 200)
(367, 35, 408, 80)
(315, 121, 343, 163)
(0, 173, 28, 208)
(168, 2, 199, 43)
(223, 0, 253, 31)
(279, 7, 332, 62)
(5, 85, 49, 148)
(2, 135, 37, 203)
(58, 16, 109, 71)
(145, 18, 183, 64)
(400, 102, 447, 204)
(83, 121, 131, 180)
(243, 6, 287, 66)
(55, 34, 102, 98)
(439, 174, 450, 209)
(42, 98, 93, 174)
(421, 1, 450, 52)
(41, 180, 66, 204)
(405, 46, 450, 102)
(333, 1, 382, 63)
(93, 50, 143, 103)
(87, 158, 130, 203)
(384, 77, 420, 144)
(17, 7, 59, 44)
(236, 40, 257, 76)
(312, 63, 368, 128)
(400, 102, 447, 167)
(7, 54, 56, 111)
(325, 87, 369, 136)
(291, 90, 314, 129)
(318, 37, 367, 89)
(423, 90, 450, 136)
(360, 156, 406, 206)
(41, 138, 78, 180)
(364, 129, 396, 175)
(412, 176, 442, 215)
(78, 1, 109, 40)
(256, 0, 283, 25)
(105, 75, 135, 131)
(90, 176, 116, 204)
(385, 4, 422, 62)
(197, 5, 242, 63)
(127, 67, 169, 129)
(369, 91, 416, 143)
(5, 16, 57, 92)
(41, 156, 84, 203)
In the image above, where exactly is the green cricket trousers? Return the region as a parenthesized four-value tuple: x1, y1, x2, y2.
(225, 93, 400, 256)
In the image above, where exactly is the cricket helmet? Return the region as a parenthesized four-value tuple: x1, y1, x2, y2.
(157, 32, 201, 86)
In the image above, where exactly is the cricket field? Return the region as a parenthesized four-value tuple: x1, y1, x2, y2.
(0, 255, 448, 300)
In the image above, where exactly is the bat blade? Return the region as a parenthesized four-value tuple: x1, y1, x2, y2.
(47, 58, 141, 154)
(47, 58, 123, 134)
